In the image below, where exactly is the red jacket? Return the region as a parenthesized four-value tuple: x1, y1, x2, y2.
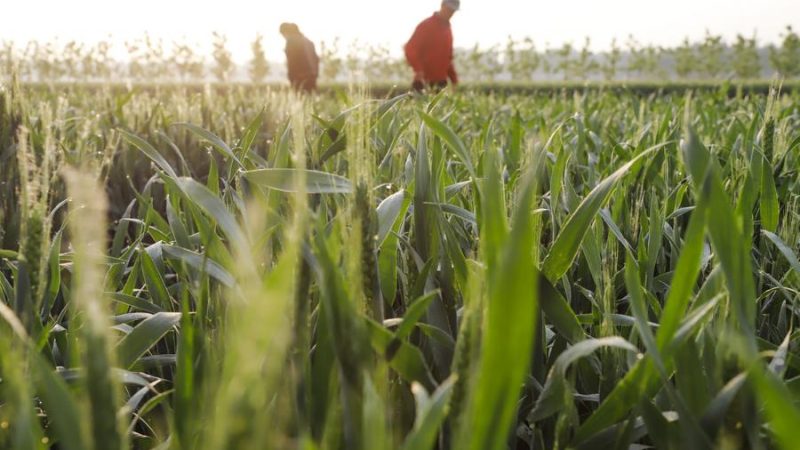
(404, 13, 458, 84)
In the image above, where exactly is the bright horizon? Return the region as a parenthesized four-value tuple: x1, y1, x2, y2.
(4, 0, 799, 62)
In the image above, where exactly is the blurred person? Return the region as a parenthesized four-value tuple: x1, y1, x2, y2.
(404, 0, 460, 92)
(280, 22, 319, 93)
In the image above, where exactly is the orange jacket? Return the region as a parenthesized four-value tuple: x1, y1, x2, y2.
(404, 13, 458, 84)
(285, 32, 318, 84)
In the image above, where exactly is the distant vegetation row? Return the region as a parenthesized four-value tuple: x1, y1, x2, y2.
(18, 81, 800, 99)
(1, 27, 799, 83)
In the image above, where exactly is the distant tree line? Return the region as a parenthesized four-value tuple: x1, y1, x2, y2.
(1, 26, 799, 84)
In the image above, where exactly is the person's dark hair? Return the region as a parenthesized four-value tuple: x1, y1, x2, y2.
(279, 22, 300, 35)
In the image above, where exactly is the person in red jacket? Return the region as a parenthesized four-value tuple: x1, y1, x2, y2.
(280, 23, 319, 93)
(404, 0, 460, 91)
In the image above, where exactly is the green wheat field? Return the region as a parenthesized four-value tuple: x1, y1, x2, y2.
(1, 83, 800, 450)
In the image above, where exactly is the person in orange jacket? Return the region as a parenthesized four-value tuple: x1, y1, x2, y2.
(404, 0, 460, 91)
(280, 23, 319, 93)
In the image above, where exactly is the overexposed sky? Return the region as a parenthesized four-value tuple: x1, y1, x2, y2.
(4, 0, 799, 61)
